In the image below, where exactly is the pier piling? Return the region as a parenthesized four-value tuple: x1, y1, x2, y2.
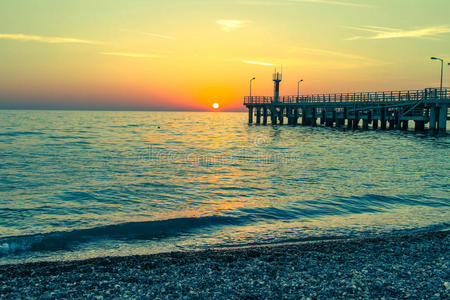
(429, 106, 437, 131)
(438, 104, 448, 132)
(372, 119, 378, 130)
(415, 120, 425, 131)
(362, 119, 369, 130)
(311, 108, 317, 126)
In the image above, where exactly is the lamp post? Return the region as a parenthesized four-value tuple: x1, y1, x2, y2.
(430, 57, 444, 94)
(297, 79, 303, 101)
(250, 77, 256, 97)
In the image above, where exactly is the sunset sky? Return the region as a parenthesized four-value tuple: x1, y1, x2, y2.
(0, 0, 449, 111)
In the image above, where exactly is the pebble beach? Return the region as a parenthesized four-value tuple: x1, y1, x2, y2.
(1, 230, 448, 299)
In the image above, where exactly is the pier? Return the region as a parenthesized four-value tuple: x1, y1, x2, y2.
(244, 72, 449, 133)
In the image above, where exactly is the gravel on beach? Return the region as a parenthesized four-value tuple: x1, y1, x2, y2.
(1, 230, 449, 299)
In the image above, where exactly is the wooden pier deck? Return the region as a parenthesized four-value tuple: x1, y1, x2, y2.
(244, 88, 449, 132)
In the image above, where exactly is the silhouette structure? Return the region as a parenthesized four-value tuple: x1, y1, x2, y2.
(245, 73, 449, 133)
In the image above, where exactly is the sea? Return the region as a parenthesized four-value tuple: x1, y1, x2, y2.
(0, 110, 449, 264)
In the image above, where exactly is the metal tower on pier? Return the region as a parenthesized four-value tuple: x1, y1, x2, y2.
(272, 70, 282, 103)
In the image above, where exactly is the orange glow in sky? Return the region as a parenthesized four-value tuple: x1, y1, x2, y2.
(0, 1, 449, 111)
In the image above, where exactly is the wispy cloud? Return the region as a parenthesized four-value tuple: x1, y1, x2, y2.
(235, 0, 369, 7)
(236, 0, 289, 6)
(346, 25, 450, 40)
(294, 47, 368, 60)
(121, 29, 175, 40)
(227, 57, 276, 66)
(345, 36, 362, 41)
(0, 33, 102, 45)
(287, 46, 386, 69)
(242, 60, 273, 66)
(101, 52, 162, 58)
(217, 20, 251, 32)
(287, 0, 370, 7)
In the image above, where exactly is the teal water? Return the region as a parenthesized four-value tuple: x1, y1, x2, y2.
(0, 110, 449, 264)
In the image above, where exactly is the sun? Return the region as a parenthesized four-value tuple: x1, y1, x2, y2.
(212, 103, 220, 109)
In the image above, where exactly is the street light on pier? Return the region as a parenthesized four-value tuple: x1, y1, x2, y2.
(250, 77, 256, 97)
(297, 79, 303, 102)
(430, 57, 444, 93)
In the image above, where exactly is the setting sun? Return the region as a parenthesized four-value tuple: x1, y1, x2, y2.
(212, 103, 220, 109)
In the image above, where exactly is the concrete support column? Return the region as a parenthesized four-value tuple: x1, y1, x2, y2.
(271, 107, 277, 125)
(311, 108, 317, 127)
(394, 111, 402, 130)
(429, 105, 437, 131)
(404, 120, 409, 130)
(293, 108, 299, 125)
(289, 107, 294, 125)
(278, 108, 284, 125)
(388, 119, 395, 129)
(347, 119, 353, 129)
(256, 107, 261, 124)
(353, 111, 359, 129)
(362, 118, 369, 130)
(380, 109, 387, 130)
(248, 106, 253, 124)
(401, 120, 408, 130)
(342, 108, 348, 129)
(325, 111, 333, 126)
(438, 104, 448, 133)
(288, 108, 292, 125)
(372, 119, 378, 130)
(301, 107, 308, 126)
(263, 108, 268, 125)
(320, 109, 326, 125)
(415, 120, 425, 131)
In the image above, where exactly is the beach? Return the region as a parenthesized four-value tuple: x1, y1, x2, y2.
(1, 230, 448, 299)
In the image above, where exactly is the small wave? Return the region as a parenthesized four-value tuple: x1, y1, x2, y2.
(340, 194, 449, 211)
(0, 216, 245, 257)
(108, 124, 142, 128)
(47, 135, 90, 140)
(235, 194, 450, 223)
(0, 131, 44, 137)
(58, 191, 100, 202)
(239, 206, 300, 221)
(209, 222, 450, 250)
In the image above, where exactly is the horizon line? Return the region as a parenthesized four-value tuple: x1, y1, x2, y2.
(0, 107, 247, 113)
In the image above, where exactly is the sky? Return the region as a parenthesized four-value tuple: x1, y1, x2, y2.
(0, 0, 449, 111)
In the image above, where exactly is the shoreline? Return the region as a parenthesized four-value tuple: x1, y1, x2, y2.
(1, 230, 449, 299)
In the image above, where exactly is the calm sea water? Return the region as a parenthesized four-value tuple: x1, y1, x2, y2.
(0, 110, 449, 264)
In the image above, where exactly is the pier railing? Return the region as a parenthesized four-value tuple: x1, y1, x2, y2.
(244, 88, 450, 105)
